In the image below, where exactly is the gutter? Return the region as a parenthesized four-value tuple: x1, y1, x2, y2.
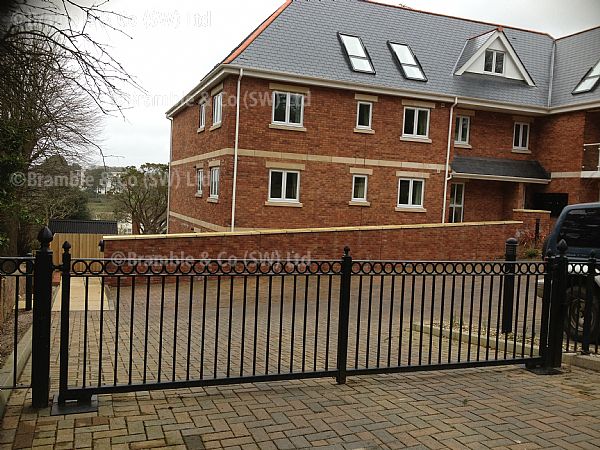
(231, 68, 244, 232)
(441, 96, 459, 223)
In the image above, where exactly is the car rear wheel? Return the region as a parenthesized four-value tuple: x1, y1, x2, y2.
(565, 286, 600, 343)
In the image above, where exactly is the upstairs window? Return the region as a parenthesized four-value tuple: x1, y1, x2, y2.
(573, 60, 600, 94)
(213, 93, 223, 125)
(484, 50, 504, 74)
(339, 34, 375, 74)
(513, 122, 530, 150)
(356, 102, 372, 129)
(209, 167, 220, 199)
(269, 170, 300, 202)
(403, 107, 429, 138)
(454, 116, 470, 144)
(196, 169, 204, 196)
(352, 175, 368, 202)
(389, 42, 427, 81)
(272, 92, 304, 126)
(199, 103, 206, 130)
(397, 178, 424, 208)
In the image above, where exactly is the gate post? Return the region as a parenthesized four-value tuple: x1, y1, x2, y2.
(582, 251, 596, 355)
(58, 242, 72, 404)
(336, 247, 352, 385)
(538, 252, 554, 367)
(501, 238, 517, 333)
(547, 240, 568, 368)
(31, 227, 54, 408)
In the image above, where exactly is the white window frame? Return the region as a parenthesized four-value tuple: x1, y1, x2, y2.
(268, 169, 300, 202)
(513, 122, 530, 150)
(351, 174, 368, 202)
(271, 91, 304, 127)
(196, 168, 204, 196)
(397, 178, 425, 208)
(213, 93, 222, 125)
(199, 103, 206, 129)
(402, 107, 430, 138)
(454, 115, 470, 144)
(484, 49, 505, 75)
(209, 166, 219, 199)
(449, 183, 465, 223)
(356, 102, 372, 130)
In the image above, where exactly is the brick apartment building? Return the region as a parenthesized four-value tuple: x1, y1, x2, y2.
(165, 0, 600, 234)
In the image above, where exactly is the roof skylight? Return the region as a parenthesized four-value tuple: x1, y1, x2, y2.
(573, 59, 600, 94)
(388, 42, 427, 81)
(339, 33, 375, 74)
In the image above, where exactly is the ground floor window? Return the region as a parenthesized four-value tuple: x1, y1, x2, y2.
(269, 169, 300, 202)
(209, 167, 219, 199)
(352, 174, 368, 201)
(449, 183, 465, 223)
(397, 178, 424, 207)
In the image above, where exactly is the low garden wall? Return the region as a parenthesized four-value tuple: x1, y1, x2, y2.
(101, 221, 528, 263)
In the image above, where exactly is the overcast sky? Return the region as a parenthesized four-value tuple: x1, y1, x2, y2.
(95, 0, 600, 168)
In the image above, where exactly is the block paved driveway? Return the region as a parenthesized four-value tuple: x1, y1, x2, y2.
(2, 274, 600, 449)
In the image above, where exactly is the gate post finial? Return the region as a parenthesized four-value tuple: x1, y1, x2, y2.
(37, 226, 53, 250)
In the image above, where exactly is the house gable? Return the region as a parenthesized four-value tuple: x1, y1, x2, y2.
(455, 29, 535, 86)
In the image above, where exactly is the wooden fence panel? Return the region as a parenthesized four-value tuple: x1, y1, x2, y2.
(51, 233, 107, 264)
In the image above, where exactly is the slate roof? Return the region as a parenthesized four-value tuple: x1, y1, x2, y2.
(451, 156, 550, 181)
(226, 0, 599, 109)
(455, 30, 496, 71)
(48, 219, 118, 235)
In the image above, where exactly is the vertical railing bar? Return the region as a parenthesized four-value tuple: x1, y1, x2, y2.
(397, 273, 406, 366)
(521, 274, 531, 357)
(266, 274, 273, 374)
(325, 274, 332, 371)
(313, 275, 320, 372)
(200, 277, 207, 380)
(252, 275, 260, 376)
(97, 276, 105, 388)
(376, 274, 385, 368)
(240, 275, 248, 377)
(128, 277, 136, 385)
(157, 276, 165, 383)
(365, 275, 373, 368)
(530, 273, 539, 357)
(143, 277, 150, 384)
(290, 275, 297, 373)
(448, 274, 457, 364)
(428, 273, 436, 365)
(457, 275, 466, 363)
(83, 277, 90, 388)
(302, 275, 309, 373)
(512, 272, 522, 358)
(354, 275, 363, 369)
(476, 274, 485, 361)
(466, 275, 475, 362)
(213, 276, 221, 379)
(278, 275, 285, 374)
(113, 276, 121, 386)
(13, 276, 19, 387)
(496, 273, 504, 361)
(485, 275, 494, 361)
(227, 276, 234, 378)
(186, 276, 195, 381)
(407, 274, 416, 366)
(418, 274, 426, 365)
(438, 273, 446, 365)
(172, 276, 180, 382)
(387, 275, 396, 367)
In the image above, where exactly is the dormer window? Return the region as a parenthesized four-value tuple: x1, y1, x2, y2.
(573, 60, 600, 94)
(339, 33, 375, 74)
(484, 50, 504, 74)
(389, 42, 427, 81)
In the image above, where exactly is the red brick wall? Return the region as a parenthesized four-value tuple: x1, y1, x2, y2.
(104, 221, 524, 263)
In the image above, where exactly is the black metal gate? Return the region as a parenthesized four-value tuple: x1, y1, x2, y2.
(9, 227, 592, 411)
